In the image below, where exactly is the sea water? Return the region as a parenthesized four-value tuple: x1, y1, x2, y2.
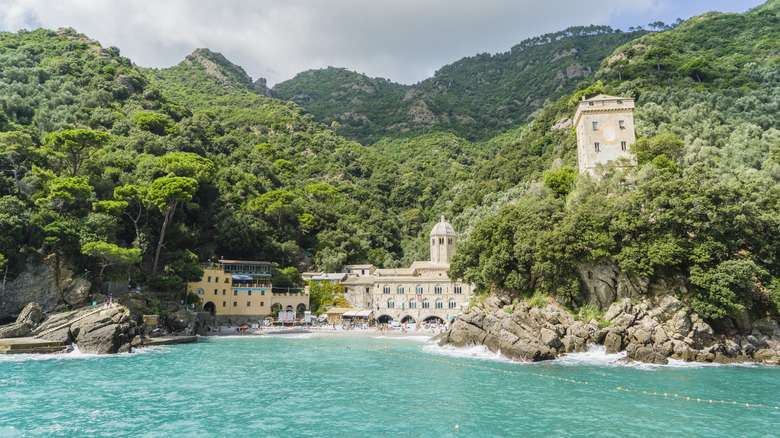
(1, 334, 778, 437)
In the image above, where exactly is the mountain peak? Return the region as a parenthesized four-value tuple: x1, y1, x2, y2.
(184, 48, 253, 87)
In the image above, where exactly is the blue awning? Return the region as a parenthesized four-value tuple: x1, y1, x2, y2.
(232, 275, 253, 280)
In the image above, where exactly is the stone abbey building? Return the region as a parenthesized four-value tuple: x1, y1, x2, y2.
(574, 94, 636, 174)
(338, 216, 474, 324)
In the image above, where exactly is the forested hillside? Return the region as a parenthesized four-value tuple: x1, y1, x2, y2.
(272, 26, 646, 144)
(448, 2, 780, 321)
(2, 0, 780, 323)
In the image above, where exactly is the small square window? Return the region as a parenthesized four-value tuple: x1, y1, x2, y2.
(222, 301, 226, 307)
(592, 121, 598, 130)
(207, 276, 211, 282)
(247, 301, 251, 307)
(621, 141, 627, 151)
(595, 142, 600, 152)
(233, 301, 237, 307)
(260, 301, 264, 306)
(233, 290, 237, 296)
(619, 120, 625, 129)
(248, 290, 252, 296)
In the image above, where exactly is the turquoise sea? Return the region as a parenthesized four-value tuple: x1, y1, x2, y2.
(1, 333, 779, 437)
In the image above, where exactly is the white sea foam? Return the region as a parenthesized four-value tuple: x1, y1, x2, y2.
(421, 342, 519, 364)
(554, 344, 627, 367)
(555, 344, 762, 369)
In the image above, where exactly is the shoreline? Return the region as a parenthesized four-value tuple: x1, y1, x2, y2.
(200, 325, 440, 339)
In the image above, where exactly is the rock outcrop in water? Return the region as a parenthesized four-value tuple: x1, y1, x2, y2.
(437, 292, 780, 365)
(0, 303, 143, 354)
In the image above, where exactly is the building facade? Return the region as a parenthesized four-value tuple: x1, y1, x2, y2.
(187, 260, 308, 321)
(340, 216, 474, 324)
(574, 94, 636, 174)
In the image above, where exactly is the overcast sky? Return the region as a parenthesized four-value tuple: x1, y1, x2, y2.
(0, 0, 767, 86)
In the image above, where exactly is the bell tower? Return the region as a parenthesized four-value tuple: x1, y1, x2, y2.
(429, 216, 457, 264)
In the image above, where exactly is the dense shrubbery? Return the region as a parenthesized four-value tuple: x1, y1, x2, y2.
(448, 4, 780, 319)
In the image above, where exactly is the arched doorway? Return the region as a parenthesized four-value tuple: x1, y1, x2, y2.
(296, 303, 307, 317)
(400, 315, 415, 323)
(203, 302, 216, 314)
(377, 314, 393, 324)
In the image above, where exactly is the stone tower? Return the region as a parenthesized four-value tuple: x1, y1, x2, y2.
(430, 216, 456, 264)
(574, 94, 636, 174)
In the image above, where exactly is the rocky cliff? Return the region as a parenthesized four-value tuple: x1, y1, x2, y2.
(0, 262, 91, 323)
(437, 292, 780, 365)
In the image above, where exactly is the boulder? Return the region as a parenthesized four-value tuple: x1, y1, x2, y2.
(540, 327, 563, 349)
(691, 322, 715, 348)
(604, 329, 623, 353)
(752, 318, 780, 338)
(16, 302, 46, 326)
(629, 327, 652, 345)
(668, 310, 691, 336)
(0, 322, 33, 338)
(649, 295, 683, 322)
(626, 343, 669, 364)
(0, 302, 46, 338)
(77, 323, 121, 354)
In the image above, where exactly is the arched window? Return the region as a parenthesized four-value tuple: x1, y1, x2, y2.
(435, 299, 443, 309)
(387, 300, 395, 309)
(448, 299, 457, 309)
(409, 299, 417, 309)
(422, 299, 430, 309)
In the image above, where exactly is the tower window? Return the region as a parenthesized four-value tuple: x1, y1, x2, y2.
(594, 142, 600, 152)
(439, 237, 444, 244)
(592, 121, 598, 130)
(619, 120, 625, 129)
(621, 141, 627, 151)
(448, 238, 452, 244)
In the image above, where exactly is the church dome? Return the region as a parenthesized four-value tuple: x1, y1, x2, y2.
(430, 216, 456, 236)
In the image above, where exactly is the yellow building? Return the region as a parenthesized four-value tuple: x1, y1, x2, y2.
(574, 94, 636, 175)
(187, 259, 308, 322)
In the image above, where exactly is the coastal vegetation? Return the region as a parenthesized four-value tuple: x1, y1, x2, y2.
(1, 0, 780, 326)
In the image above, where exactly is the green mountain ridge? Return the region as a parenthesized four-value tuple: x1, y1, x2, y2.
(272, 26, 646, 144)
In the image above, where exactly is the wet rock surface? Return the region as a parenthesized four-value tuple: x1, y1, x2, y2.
(438, 294, 780, 365)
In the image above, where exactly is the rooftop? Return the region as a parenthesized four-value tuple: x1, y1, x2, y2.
(430, 215, 456, 236)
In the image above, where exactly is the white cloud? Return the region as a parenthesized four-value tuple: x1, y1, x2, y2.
(0, 0, 765, 86)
